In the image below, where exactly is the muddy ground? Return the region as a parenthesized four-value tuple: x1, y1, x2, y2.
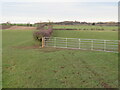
(0, 25, 36, 30)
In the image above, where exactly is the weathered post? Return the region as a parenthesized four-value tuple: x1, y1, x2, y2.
(42, 37, 45, 48)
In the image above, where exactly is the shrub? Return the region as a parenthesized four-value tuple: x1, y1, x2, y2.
(33, 23, 53, 42)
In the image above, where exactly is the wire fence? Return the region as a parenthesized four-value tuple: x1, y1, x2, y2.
(44, 37, 119, 53)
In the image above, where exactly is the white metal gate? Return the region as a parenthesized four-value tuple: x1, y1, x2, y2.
(44, 37, 118, 53)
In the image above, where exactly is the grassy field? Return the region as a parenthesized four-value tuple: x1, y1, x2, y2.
(52, 30, 118, 40)
(53, 25, 118, 31)
(2, 30, 118, 88)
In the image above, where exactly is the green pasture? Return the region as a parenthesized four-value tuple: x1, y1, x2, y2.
(2, 30, 118, 88)
(53, 25, 118, 31)
(52, 30, 118, 40)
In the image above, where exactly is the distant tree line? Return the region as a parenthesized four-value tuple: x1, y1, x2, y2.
(1, 22, 36, 27)
(1, 21, 118, 26)
(35, 21, 118, 26)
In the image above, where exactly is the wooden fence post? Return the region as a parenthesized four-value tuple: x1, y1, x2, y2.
(42, 37, 45, 48)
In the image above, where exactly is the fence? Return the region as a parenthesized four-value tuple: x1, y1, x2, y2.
(43, 37, 118, 53)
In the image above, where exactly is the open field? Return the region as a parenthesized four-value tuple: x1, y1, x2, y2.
(52, 30, 118, 40)
(1, 24, 118, 31)
(53, 25, 118, 31)
(2, 29, 118, 88)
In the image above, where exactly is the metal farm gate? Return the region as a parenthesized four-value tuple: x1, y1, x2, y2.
(43, 37, 118, 53)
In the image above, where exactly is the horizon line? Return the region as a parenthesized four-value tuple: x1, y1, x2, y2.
(0, 21, 118, 24)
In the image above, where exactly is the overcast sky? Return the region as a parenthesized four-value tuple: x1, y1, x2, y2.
(0, 0, 119, 23)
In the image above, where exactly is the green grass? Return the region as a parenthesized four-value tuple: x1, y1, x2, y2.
(52, 30, 118, 40)
(2, 30, 118, 88)
(53, 25, 118, 31)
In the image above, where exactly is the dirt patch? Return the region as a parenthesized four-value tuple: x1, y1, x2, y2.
(13, 45, 40, 49)
(39, 47, 65, 52)
(12, 46, 64, 52)
(0, 25, 12, 29)
(2, 26, 36, 30)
